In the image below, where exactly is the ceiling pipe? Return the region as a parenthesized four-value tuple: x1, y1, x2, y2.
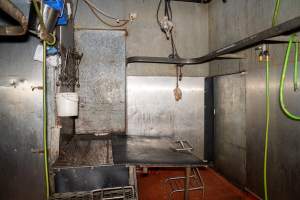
(0, 0, 28, 36)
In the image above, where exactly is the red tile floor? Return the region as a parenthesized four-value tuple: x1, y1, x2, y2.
(137, 167, 258, 200)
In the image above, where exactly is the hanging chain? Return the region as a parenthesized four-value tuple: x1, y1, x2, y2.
(58, 48, 83, 89)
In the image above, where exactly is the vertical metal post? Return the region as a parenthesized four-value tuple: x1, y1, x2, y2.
(184, 167, 191, 200)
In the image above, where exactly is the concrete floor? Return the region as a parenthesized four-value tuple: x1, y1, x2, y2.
(137, 167, 257, 200)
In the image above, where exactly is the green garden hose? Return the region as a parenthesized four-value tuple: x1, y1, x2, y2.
(294, 41, 299, 91)
(264, 1, 299, 200)
(33, 1, 51, 198)
(43, 41, 50, 200)
(279, 35, 300, 120)
(263, 1, 281, 199)
(32, 0, 55, 44)
(264, 56, 270, 200)
(272, 0, 281, 27)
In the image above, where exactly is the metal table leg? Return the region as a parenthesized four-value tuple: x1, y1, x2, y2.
(184, 167, 191, 200)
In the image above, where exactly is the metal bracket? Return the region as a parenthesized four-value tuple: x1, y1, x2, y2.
(174, 140, 193, 152)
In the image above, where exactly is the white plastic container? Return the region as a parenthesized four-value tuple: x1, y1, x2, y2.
(56, 92, 79, 117)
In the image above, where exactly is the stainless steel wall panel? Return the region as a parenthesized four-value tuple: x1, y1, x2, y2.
(209, 0, 300, 198)
(127, 76, 205, 159)
(246, 63, 300, 199)
(0, 36, 45, 200)
(214, 73, 246, 186)
(74, 0, 209, 76)
(48, 64, 59, 164)
(74, 30, 126, 134)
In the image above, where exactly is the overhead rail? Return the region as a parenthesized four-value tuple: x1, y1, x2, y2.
(127, 16, 300, 65)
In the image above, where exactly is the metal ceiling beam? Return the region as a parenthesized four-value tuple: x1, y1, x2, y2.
(127, 16, 300, 66)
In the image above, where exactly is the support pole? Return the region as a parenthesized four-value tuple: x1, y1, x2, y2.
(184, 167, 191, 200)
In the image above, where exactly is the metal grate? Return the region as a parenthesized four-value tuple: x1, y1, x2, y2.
(51, 191, 93, 200)
(51, 186, 135, 200)
(56, 136, 113, 167)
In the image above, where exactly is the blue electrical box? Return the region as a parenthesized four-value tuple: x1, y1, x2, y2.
(44, 0, 68, 26)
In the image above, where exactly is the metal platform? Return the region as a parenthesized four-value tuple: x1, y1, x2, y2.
(54, 134, 205, 168)
(52, 165, 130, 193)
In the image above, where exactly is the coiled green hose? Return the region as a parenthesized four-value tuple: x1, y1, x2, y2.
(279, 35, 300, 120)
(264, 1, 300, 200)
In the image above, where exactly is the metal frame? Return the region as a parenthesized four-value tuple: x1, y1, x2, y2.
(165, 168, 205, 200)
(127, 16, 300, 65)
(174, 140, 193, 152)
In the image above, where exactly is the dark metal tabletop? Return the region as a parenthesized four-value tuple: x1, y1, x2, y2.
(112, 135, 206, 167)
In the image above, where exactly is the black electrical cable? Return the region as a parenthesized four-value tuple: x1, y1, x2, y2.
(73, 0, 79, 20)
(83, 0, 129, 22)
(164, 0, 169, 19)
(156, 0, 163, 28)
(86, 3, 129, 27)
(165, 0, 177, 57)
(156, 0, 179, 58)
(166, 0, 172, 20)
(83, 0, 129, 27)
(170, 33, 178, 57)
(79, 0, 130, 27)
(156, 0, 183, 93)
(165, 0, 181, 84)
